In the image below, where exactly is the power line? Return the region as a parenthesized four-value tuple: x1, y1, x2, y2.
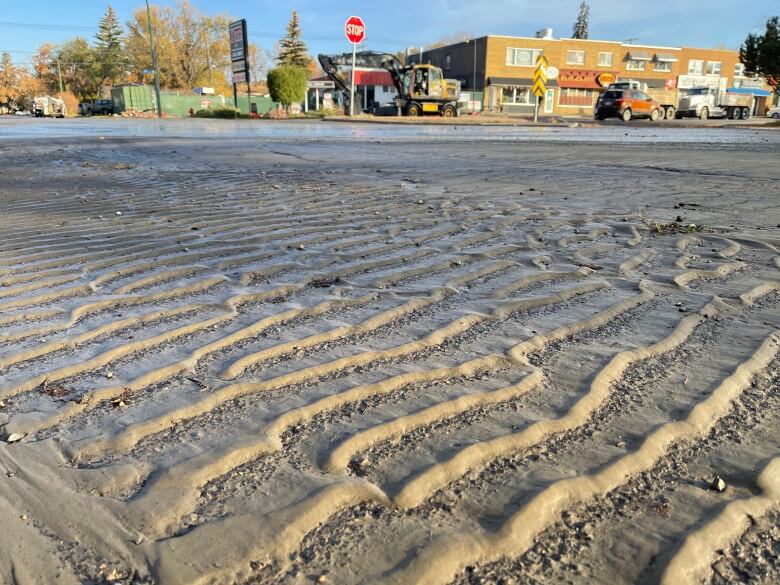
(0, 20, 95, 32)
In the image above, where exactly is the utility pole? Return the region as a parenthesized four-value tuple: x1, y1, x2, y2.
(55, 56, 64, 93)
(204, 26, 214, 87)
(470, 39, 477, 113)
(145, 0, 163, 118)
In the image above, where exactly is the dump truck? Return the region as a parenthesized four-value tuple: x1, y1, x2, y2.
(607, 81, 679, 120)
(676, 86, 753, 120)
(318, 51, 461, 117)
(33, 96, 67, 118)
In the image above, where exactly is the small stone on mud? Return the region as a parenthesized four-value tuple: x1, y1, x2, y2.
(106, 372, 114, 379)
(711, 476, 727, 492)
(298, 244, 305, 250)
(6, 433, 25, 444)
(115, 211, 122, 216)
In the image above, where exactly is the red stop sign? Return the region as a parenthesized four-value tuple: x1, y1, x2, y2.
(345, 16, 366, 44)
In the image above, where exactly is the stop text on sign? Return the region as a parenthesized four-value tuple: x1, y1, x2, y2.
(345, 16, 366, 44)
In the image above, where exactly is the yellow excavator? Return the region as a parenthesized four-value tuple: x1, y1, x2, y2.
(318, 51, 461, 117)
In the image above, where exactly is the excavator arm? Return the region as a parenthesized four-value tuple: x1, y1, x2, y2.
(318, 52, 405, 97)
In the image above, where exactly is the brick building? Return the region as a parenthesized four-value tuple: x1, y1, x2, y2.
(410, 30, 775, 117)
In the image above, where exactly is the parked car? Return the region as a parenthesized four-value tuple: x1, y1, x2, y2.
(595, 89, 662, 122)
(767, 106, 780, 119)
(80, 99, 114, 116)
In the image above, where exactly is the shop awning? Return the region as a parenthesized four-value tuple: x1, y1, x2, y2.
(626, 51, 651, 61)
(654, 53, 678, 62)
(728, 87, 771, 97)
(487, 77, 558, 87)
(352, 70, 394, 86)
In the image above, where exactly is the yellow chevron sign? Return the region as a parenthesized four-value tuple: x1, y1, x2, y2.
(533, 55, 548, 98)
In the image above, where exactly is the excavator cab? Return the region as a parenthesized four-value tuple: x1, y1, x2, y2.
(404, 65, 444, 99)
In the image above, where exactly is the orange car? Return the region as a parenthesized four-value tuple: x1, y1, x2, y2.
(595, 88, 662, 122)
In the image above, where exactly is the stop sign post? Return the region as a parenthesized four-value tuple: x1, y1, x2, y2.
(345, 16, 366, 116)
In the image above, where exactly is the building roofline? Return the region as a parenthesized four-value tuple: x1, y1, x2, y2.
(620, 43, 682, 51)
(680, 46, 739, 52)
(424, 34, 734, 54)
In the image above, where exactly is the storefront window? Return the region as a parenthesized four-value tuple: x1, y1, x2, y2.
(501, 86, 533, 105)
(559, 88, 596, 106)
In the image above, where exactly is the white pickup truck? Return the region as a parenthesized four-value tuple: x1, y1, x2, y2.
(676, 87, 752, 120)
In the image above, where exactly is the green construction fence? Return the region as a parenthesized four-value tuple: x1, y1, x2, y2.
(111, 85, 274, 117)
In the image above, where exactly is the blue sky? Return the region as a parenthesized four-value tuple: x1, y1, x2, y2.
(1, 0, 777, 65)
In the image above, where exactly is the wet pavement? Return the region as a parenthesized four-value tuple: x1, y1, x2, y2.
(1, 116, 778, 145)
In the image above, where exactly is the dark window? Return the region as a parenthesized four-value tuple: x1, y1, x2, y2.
(604, 90, 623, 99)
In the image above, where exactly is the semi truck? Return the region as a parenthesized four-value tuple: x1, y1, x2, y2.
(32, 96, 67, 118)
(676, 87, 753, 120)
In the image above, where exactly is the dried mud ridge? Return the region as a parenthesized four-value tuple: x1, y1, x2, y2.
(0, 138, 778, 585)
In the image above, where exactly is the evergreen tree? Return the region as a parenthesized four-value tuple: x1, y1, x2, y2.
(276, 11, 310, 68)
(572, 1, 590, 40)
(95, 5, 125, 86)
(740, 17, 780, 94)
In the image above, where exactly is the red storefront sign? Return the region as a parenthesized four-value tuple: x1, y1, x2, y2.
(559, 70, 619, 89)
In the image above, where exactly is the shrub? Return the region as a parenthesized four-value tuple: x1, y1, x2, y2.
(194, 106, 247, 119)
(267, 66, 307, 108)
(56, 91, 80, 117)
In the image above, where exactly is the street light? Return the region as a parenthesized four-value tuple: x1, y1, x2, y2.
(467, 38, 479, 113)
(145, 0, 163, 118)
(470, 39, 477, 95)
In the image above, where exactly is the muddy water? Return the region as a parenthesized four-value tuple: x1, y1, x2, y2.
(1, 116, 779, 144)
